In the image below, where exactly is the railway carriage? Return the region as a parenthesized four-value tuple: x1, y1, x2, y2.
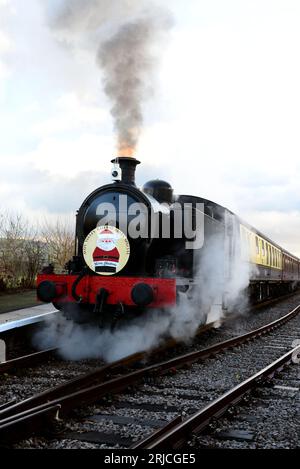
(239, 222, 300, 300)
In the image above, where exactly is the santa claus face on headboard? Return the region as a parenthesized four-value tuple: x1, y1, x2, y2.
(96, 230, 118, 252)
(83, 225, 130, 276)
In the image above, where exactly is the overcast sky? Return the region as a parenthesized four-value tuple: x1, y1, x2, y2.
(0, 0, 299, 255)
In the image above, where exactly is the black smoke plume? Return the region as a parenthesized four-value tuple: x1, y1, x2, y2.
(49, 0, 173, 155)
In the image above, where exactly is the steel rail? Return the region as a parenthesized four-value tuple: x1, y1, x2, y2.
(134, 345, 300, 449)
(0, 304, 299, 444)
(0, 404, 61, 444)
(0, 350, 150, 421)
(0, 348, 57, 374)
(0, 329, 204, 419)
(0, 323, 213, 421)
(253, 290, 299, 310)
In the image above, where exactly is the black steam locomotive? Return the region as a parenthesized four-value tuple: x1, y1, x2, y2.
(37, 157, 300, 324)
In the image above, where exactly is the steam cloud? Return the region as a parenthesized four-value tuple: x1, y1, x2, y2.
(34, 303, 208, 363)
(34, 225, 254, 363)
(49, 0, 173, 155)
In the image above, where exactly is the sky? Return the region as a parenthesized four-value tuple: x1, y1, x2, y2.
(0, 0, 299, 256)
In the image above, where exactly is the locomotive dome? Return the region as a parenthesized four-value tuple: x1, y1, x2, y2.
(142, 179, 174, 204)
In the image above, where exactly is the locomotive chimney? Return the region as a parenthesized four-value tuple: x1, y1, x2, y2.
(111, 157, 141, 186)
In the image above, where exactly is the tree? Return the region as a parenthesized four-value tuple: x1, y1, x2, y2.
(0, 213, 76, 291)
(22, 238, 46, 288)
(0, 212, 46, 290)
(41, 217, 75, 272)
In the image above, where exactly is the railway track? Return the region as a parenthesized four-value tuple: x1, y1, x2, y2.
(0, 348, 57, 374)
(0, 301, 299, 448)
(190, 355, 300, 449)
(134, 345, 300, 449)
(0, 325, 215, 444)
(0, 290, 297, 374)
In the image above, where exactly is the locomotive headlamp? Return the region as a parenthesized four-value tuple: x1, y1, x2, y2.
(111, 162, 122, 182)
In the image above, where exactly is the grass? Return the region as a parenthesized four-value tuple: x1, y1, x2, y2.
(0, 290, 39, 314)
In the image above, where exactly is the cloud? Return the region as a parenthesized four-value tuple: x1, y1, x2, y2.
(0, 0, 300, 258)
(0, 162, 104, 214)
(31, 93, 109, 138)
(0, 150, 169, 216)
(0, 31, 11, 56)
(0, 2, 14, 91)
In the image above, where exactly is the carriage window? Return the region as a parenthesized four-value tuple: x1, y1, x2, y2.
(255, 237, 259, 254)
(261, 241, 265, 256)
(267, 245, 270, 264)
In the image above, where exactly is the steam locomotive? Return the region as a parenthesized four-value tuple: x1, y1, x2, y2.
(37, 157, 300, 324)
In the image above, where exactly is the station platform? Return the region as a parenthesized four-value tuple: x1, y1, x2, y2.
(0, 304, 58, 333)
